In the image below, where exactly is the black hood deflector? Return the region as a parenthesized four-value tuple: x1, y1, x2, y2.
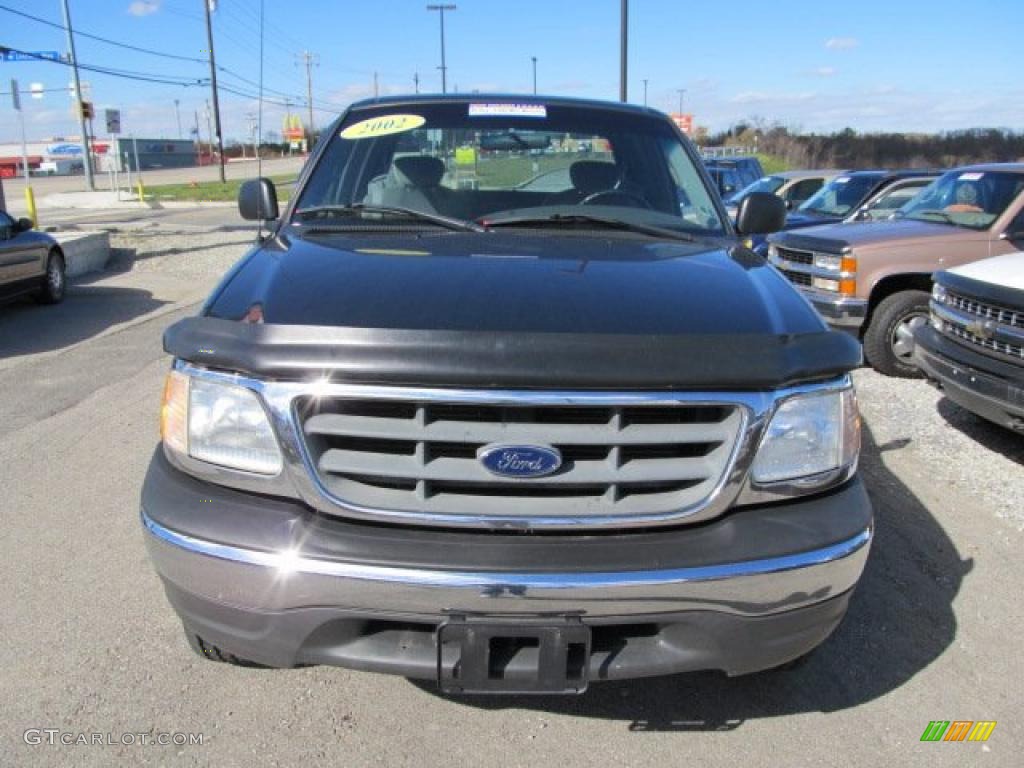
(164, 317, 861, 391)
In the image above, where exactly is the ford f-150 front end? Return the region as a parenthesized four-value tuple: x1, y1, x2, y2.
(141, 95, 872, 694)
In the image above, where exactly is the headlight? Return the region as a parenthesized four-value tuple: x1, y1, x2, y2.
(932, 283, 947, 304)
(813, 253, 842, 270)
(160, 370, 283, 475)
(751, 388, 860, 485)
(812, 276, 840, 292)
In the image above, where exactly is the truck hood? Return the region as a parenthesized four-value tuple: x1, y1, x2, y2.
(947, 251, 1024, 291)
(167, 229, 861, 389)
(771, 218, 977, 252)
(205, 230, 824, 336)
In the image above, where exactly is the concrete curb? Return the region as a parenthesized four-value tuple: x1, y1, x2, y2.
(52, 231, 111, 277)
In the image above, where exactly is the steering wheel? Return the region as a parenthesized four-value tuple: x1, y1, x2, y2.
(580, 189, 651, 209)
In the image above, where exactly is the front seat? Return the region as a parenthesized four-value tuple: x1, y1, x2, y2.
(369, 155, 449, 213)
(546, 160, 620, 206)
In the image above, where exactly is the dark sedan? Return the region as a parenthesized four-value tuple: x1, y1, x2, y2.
(0, 211, 65, 305)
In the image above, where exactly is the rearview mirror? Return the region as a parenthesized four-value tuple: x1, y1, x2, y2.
(735, 192, 786, 236)
(238, 178, 279, 221)
(15, 217, 34, 232)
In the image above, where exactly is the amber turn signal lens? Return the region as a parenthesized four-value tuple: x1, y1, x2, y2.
(839, 279, 857, 296)
(160, 370, 189, 454)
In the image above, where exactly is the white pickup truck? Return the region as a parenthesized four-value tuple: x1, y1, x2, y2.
(915, 250, 1024, 431)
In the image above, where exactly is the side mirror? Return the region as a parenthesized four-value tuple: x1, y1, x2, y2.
(785, 199, 795, 211)
(15, 217, 34, 232)
(735, 191, 786, 236)
(238, 178, 279, 221)
(1000, 230, 1024, 242)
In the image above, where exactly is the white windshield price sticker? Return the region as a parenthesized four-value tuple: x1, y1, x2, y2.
(958, 172, 984, 181)
(469, 103, 547, 118)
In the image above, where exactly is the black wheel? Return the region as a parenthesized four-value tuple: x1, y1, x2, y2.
(862, 290, 930, 378)
(184, 628, 263, 667)
(34, 249, 66, 305)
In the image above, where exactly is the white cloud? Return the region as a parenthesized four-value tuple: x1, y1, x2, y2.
(730, 91, 816, 105)
(811, 66, 837, 77)
(127, 1, 161, 17)
(825, 37, 859, 50)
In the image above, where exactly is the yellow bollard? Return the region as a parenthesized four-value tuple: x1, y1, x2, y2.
(24, 186, 37, 228)
(137, 179, 145, 203)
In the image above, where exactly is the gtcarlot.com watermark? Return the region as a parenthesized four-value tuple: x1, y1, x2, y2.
(24, 729, 204, 747)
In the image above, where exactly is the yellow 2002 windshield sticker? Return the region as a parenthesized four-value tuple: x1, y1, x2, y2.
(340, 114, 425, 140)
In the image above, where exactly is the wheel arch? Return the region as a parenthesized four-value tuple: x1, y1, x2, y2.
(862, 272, 934, 337)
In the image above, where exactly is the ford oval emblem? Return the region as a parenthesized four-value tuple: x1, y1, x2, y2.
(477, 444, 562, 479)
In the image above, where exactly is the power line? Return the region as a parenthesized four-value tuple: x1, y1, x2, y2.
(0, 3, 207, 63)
(0, 46, 206, 87)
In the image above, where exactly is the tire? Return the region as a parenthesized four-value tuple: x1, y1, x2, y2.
(33, 249, 66, 305)
(862, 290, 930, 378)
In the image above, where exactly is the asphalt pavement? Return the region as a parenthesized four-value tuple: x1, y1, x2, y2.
(1, 217, 1021, 767)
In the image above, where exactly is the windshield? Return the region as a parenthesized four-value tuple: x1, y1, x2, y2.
(727, 175, 785, 204)
(798, 174, 881, 217)
(295, 101, 726, 236)
(898, 170, 1024, 230)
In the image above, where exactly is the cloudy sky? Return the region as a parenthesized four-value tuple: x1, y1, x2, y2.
(1, 0, 1021, 143)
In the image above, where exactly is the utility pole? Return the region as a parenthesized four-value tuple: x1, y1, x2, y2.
(677, 88, 686, 116)
(373, 71, 379, 98)
(531, 56, 537, 95)
(296, 51, 319, 140)
(174, 98, 182, 139)
(61, 0, 95, 190)
(413, 72, 420, 93)
(619, 0, 628, 102)
(642, 79, 648, 107)
(202, 0, 226, 182)
(426, 4, 455, 94)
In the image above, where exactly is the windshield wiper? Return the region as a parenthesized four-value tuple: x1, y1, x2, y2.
(904, 209, 956, 225)
(484, 213, 696, 242)
(295, 204, 485, 233)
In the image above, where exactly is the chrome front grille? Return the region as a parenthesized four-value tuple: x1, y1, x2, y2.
(945, 322, 1024, 360)
(775, 246, 814, 266)
(934, 288, 1024, 361)
(948, 291, 1024, 330)
(298, 397, 745, 522)
(780, 269, 813, 287)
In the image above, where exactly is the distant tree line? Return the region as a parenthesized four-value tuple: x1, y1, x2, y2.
(702, 123, 1024, 170)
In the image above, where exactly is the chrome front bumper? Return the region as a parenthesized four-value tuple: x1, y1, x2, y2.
(143, 509, 872, 618)
(141, 448, 872, 676)
(805, 290, 868, 330)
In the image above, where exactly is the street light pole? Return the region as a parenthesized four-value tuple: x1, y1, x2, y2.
(677, 88, 686, 116)
(642, 78, 648, 107)
(174, 98, 182, 139)
(619, 0, 628, 102)
(61, 0, 95, 190)
(426, 4, 455, 94)
(531, 56, 537, 95)
(202, 0, 226, 182)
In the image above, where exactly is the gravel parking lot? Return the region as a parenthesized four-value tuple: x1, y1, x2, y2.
(1, 224, 1021, 767)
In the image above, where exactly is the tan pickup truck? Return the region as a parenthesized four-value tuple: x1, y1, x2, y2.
(767, 163, 1024, 376)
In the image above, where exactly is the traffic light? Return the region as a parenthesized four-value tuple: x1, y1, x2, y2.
(80, 101, 93, 120)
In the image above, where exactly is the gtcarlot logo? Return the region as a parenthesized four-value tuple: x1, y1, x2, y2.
(23, 729, 204, 747)
(920, 721, 997, 742)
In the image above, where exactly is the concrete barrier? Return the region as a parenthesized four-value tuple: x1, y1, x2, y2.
(53, 232, 111, 278)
